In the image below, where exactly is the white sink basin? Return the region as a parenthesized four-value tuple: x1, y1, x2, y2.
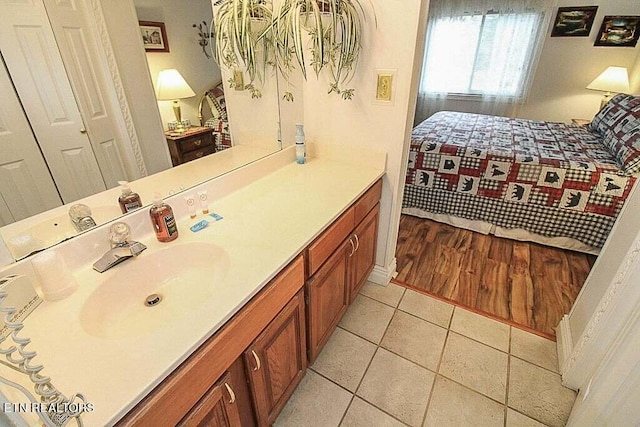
(80, 242, 230, 338)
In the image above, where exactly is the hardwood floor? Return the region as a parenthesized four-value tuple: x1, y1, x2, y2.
(394, 215, 597, 338)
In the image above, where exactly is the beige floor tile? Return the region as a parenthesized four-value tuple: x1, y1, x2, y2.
(339, 294, 395, 344)
(439, 332, 508, 403)
(398, 289, 454, 328)
(424, 376, 504, 427)
(357, 348, 435, 427)
(511, 327, 559, 373)
(311, 327, 377, 392)
(340, 397, 405, 427)
(274, 370, 352, 427)
(508, 357, 576, 427)
(506, 408, 546, 427)
(450, 307, 510, 352)
(360, 281, 406, 307)
(381, 310, 447, 371)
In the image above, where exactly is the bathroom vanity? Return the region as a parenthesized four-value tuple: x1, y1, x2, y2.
(0, 146, 385, 426)
(118, 179, 381, 426)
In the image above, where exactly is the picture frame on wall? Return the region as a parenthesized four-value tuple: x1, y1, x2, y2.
(139, 21, 170, 52)
(594, 16, 640, 47)
(551, 6, 598, 37)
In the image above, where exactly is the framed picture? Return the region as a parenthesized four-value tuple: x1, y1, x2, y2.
(594, 16, 640, 47)
(550, 6, 598, 37)
(139, 21, 170, 52)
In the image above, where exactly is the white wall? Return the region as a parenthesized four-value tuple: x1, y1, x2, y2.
(134, 0, 221, 129)
(298, 0, 428, 280)
(520, 0, 640, 122)
(415, 0, 640, 124)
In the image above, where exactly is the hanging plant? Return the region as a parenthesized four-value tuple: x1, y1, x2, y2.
(213, 0, 275, 98)
(273, 0, 374, 100)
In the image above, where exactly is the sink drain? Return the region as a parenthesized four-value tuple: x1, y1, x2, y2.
(144, 294, 162, 307)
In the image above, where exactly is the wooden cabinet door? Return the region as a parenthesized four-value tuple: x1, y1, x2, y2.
(178, 372, 241, 427)
(245, 291, 307, 426)
(349, 204, 379, 303)
(306, 239, 351, 364)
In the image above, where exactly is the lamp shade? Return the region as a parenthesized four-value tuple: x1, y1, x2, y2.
(586, 66, 630, 94)
(156, 69, 196, 100)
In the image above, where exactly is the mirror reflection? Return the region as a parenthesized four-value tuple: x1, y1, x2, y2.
(0, 0, 282, 263)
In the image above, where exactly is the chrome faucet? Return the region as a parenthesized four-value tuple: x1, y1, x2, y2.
(69, 204, 97, 232)
(92, 222, 147, 273)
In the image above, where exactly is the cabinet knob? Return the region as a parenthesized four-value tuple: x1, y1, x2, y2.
(196, 151, 204, 158)
(251, 350, 261, 371)
(349, 237, 356, 257)
(80, 128, 87, 134)
(224, 382, 236, 404)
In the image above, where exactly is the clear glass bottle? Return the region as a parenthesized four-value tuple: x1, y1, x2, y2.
(118, 183, 142, 214)
(149, 196, 178, 242)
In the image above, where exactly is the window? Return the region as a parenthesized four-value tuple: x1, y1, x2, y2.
(421, 9, 544, 99)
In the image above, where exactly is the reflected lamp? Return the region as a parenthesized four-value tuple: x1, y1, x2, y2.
(156, 69, 196, 133)
(586, 66, 630, 110)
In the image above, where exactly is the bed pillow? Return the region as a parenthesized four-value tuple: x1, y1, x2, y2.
(589, 93, 640, 136)
(602, 121, 640, 175)
(204, 83, 228, 121)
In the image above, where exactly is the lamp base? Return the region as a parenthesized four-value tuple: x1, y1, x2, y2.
(172, 100, 186, 133)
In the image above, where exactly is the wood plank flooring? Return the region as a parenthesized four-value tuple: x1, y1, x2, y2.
(394, 215, 597, 338)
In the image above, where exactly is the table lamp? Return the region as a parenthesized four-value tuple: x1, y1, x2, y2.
(156, 69, 196, 133)
(586, 66, 630, 110)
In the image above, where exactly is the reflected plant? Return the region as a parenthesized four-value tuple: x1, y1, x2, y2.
(214, 0, 275, 98)
(273, 0, 374, 100)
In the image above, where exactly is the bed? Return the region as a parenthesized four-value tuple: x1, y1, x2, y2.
(402, 94, 640, 254)
(198, 81, 232, 151)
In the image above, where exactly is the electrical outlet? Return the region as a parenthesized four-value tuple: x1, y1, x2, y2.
(376, 73, 393, 101)
(233, 69, 244, 90)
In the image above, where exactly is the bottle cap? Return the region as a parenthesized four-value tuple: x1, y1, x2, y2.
(118, 180, 132, 195)
(152, 193, 163, 206)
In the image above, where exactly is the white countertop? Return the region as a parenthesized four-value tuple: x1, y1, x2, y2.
(5, 150, 384, 426)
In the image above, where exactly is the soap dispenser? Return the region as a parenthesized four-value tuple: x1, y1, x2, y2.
(118, 181, 142, 214)
(295, 123, 306, 164)
(149, 194, 178, 242)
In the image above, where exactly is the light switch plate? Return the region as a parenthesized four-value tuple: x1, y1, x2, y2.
(233, 69, 244, 90)
(373, 69, 396, 105)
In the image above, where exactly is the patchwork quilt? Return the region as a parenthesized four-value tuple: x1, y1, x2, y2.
(403, 111, 637, 248)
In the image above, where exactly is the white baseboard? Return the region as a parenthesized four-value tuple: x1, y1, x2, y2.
(367, 258, 397, 286)
(556, 315, 574, 377)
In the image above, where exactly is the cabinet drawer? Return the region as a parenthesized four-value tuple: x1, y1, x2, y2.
(353, 180, 382, 225)
(306, 208, 354, 277)
(181, 133, 213, 152)
(183, 145, 215, 162)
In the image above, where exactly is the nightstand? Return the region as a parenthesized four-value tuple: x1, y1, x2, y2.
(165, 126, 215, 166)
(571, 118, 591, 126)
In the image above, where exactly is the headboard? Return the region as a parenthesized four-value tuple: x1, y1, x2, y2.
(198, 79, 227, 127)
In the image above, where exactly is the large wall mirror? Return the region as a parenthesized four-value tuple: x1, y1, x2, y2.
(0, 0, 284, 264)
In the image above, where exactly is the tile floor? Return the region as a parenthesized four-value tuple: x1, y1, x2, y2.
(275, 283, 577, 427)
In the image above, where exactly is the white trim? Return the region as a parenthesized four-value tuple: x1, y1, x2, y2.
(561, 230, 640, 390)
(556, 315, 574, 375)
(90, 0, 147, 179)
(367, 258, 397, 286)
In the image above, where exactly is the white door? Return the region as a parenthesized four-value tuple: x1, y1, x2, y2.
(0, 0, 106, 204)
(0, 56, 62, 226)
(43, 0, 128, 189)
